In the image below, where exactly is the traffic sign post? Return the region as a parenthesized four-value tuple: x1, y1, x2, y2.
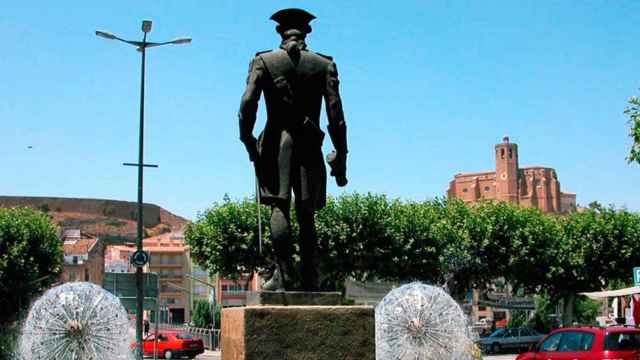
(131, 250, 150, 267)
(633, 267, 640, 286)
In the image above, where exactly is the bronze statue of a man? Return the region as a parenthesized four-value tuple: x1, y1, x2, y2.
(238, 8, 348, 291)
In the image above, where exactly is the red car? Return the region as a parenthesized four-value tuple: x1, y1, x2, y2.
(132, 331, 205, 359)
(516, 326, 640, 360)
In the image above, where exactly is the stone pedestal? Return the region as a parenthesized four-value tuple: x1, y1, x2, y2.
(221, 305, 374, 360)
(246, 290, 343, 306)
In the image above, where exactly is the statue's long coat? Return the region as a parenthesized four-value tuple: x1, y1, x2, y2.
(238, 48, 346, 210)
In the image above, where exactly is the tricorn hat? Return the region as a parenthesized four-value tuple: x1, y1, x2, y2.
(270, 8, 316, 34)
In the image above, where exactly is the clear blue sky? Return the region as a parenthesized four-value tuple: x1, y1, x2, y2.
(2, 1, 639, 219)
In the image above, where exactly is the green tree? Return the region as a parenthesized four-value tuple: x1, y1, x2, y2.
(315, 193, 399, 289)
(508, 309, 529, 328)
(0, 207, 62, 323)
(315, 194, 447, 289)
(501, 205, 561, 294)
(544, 207, 640, 324)
(185, 195, 558, 296)
(214, 304, 221, 329)
(191, 300, 213, 328)
(185, 193, 640, 323)
(587, 201, 603, 210)
(624, 94, 640, 164)
(530, 292, 558, 334)
(383, 199, 448, 284)
(574, 296, 601, 325)
(186, 194, 450, 291)
(438, 200, 526, 299)
(185, 197, 271, 283)
(0, 207, 62, 360)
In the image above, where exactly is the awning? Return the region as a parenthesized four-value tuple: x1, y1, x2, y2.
(580, 286, 640, 299)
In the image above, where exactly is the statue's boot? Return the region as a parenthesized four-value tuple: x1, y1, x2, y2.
(261, 263, 285, 291)
(301, 258, 320, 291)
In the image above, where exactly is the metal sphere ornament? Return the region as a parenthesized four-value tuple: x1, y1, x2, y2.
(375, 282, 475, 360)
(16, 282, 134, 360)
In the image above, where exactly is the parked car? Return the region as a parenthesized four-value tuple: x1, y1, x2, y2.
(131, 330, 205, 359)
(478, 327, 544, 354)
(516, 326, 640, 360)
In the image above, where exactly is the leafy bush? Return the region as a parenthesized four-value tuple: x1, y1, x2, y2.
(624, 94, 640, 164)
(191, 300, 213, 328)
(0, 323, 18, 360)
(37, 203, 50, 213)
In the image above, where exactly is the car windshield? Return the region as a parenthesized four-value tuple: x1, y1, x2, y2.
(176, 333, 194, 340)
(490, 329, 505, 337)
(605, 332, 640, 351)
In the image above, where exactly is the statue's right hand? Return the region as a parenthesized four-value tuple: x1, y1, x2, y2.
(243, 137, 259, 162)
(326, 150, 348, 187)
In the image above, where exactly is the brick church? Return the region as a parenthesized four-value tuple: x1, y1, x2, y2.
(447, 136, 576, 213)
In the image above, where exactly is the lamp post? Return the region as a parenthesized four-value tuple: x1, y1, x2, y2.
(96, 21, 191, 360)
(185, 273, 218, 327)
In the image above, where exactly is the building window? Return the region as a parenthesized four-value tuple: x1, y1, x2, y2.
(484, 186, 490, 192)
(69, 270, 77, 281)
(164, 297, 180, 305)
(84, 268, 90, 281)
(508, 149, 513, 159)
(462, 188, 468, 193)
(500, 148, 505, 159)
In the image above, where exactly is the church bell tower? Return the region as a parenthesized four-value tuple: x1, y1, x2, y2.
(495, 136, 519, 204)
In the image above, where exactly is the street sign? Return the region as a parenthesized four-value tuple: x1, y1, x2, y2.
(634, 267, 640, 286)
(103, 272, 159, 311)
(131, 250, 150, 267)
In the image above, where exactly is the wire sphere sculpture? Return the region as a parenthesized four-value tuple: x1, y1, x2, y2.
(375, 282, 475, 360)
(17, 282, 133, 360)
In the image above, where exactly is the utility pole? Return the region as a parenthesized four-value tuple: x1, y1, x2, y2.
(96, 21, 191, 360)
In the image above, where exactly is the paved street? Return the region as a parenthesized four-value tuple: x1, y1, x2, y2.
(197, 350, 220, 360)
(192, 351, 515, 360)
(485, 355, 517, 360)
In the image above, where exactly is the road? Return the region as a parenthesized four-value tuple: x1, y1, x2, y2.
(195, 351, 516, 360)
(197, 350, 220, 360)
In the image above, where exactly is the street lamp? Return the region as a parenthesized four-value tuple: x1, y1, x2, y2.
(96, 20, 190, 360)
(185, 273, 217, 302)
(185, 273, 217, 325)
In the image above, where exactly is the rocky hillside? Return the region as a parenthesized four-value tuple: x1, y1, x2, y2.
(0, 196, 188, 244)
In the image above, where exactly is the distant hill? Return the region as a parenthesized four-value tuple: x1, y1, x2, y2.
(0, 196, 188, 244)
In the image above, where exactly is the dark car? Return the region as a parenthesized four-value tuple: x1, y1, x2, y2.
(131, 330, 204, 359)
(478, 327, 544, 354)
(516, 326, 640, 360)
